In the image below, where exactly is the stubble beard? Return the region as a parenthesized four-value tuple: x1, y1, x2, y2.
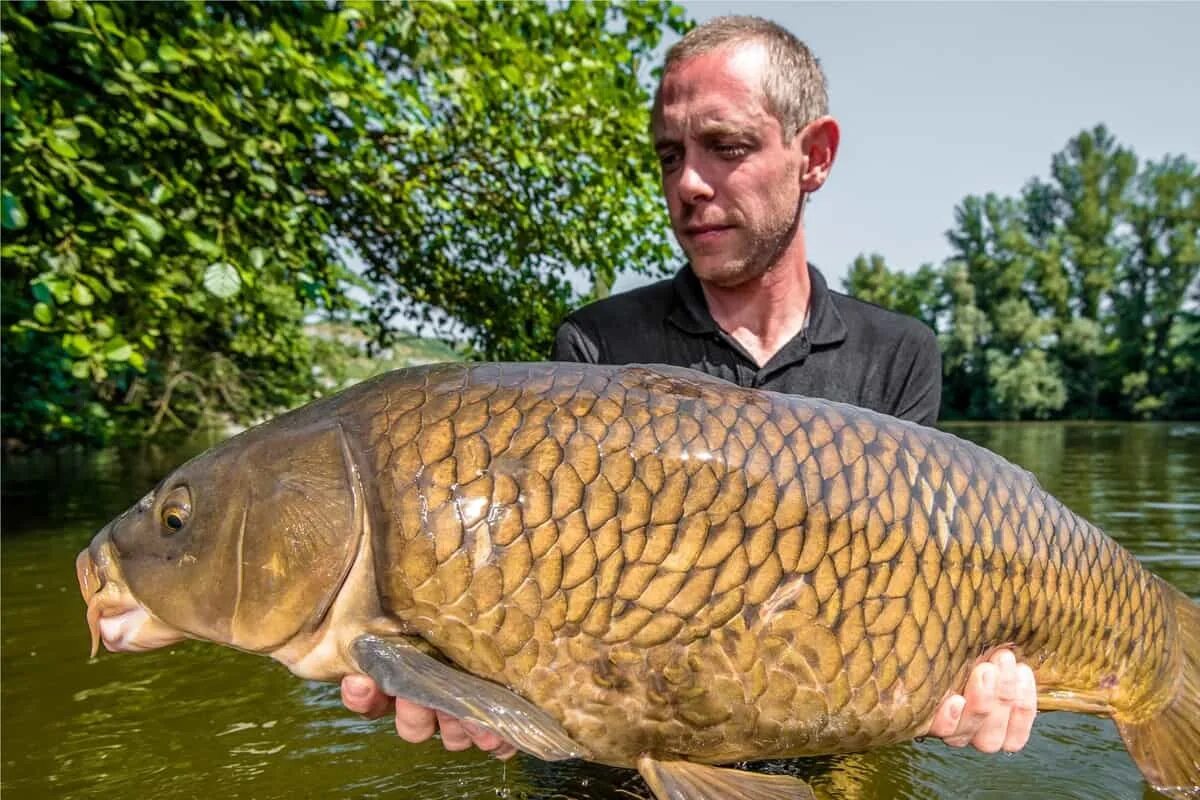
(683, 212, 799, 289)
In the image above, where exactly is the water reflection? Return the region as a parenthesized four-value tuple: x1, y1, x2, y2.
(3, 422, 1196, 798)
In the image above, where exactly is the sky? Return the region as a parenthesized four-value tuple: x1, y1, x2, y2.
(613, 1, 1200, 294)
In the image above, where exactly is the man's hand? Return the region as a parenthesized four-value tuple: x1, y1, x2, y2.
(340, 674, 518, 760)
(342, 648, 1037, 758)
(928, 649, 1038, 752)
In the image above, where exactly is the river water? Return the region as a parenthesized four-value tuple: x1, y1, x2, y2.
(3, 421, 1197, 799)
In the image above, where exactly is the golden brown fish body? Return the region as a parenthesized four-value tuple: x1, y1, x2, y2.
(77, 363, 1200, 799)
(362, 365, 1188, 759)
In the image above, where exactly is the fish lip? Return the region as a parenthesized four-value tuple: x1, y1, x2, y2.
(77, 534, 142, 657)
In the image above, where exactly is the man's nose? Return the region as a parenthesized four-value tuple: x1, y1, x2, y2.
(676, 157, 715, 204)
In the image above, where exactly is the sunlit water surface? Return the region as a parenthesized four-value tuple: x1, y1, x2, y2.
(3, 422, 1197, 799)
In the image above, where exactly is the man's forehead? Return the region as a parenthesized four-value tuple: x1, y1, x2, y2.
(654, 42, 771, 137)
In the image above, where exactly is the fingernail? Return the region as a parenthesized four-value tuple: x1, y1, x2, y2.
(950, 697, 964, 721)
(462, 721, 481, 737)
(982, 671, 995, 692)
(345, 681, 370, 699)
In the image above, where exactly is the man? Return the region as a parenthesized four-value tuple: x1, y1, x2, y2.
(343, 15, 1037, 762)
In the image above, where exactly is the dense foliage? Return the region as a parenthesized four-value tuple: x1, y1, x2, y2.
(846, 126, 1200, 420)
(1, 0, 685, 446)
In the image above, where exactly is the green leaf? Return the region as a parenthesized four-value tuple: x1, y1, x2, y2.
(203, 262, 241, 298)
(70, 359, 91, 379)
(48, 0, 74, 20)
(197, 124, 227, 148)
(149, 183, 174, 205)
(330, 91, 350, 109)
(122, 37, 146, 63)
(71, 283, 95, 306)
(158, 42, 185, 62)
(514, 150, 532, 169)
(130, 211, 165, 242)
(249, 247, 267, 270)
(156, 109, 188, 132)
(63, 333, 93, 356)
(44, 278, 71, 304)
(185, 230, 220, 257)
(47, 133, 79, 159)
(73, 115, 107, 136)
(102, 337, 133, 362)
(53, 120, 80, 140)
(2, 190, 27, 230)
(251, 173, 277, 194)
(33, 303, 53, 324)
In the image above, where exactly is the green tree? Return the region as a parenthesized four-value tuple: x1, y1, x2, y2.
(849, 126, 1198, 422)
(1021, 125, 1137, 416)
(943, 193, 1066, 419)
(2, 1, 687, 446)
(2, 1, 379, 444)
(335, 2, 685, 361)
(1114, 155, 1200, 417)
(843, 253, 940, 330)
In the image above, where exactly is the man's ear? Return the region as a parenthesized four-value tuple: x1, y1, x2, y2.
(798, 116, 840, 193)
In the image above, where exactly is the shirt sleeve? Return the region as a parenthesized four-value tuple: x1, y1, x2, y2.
(891, 326, 943, 426)
(551, 318, 602, 363)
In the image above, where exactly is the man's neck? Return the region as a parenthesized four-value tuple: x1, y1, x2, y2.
(701, 255, 812, 368)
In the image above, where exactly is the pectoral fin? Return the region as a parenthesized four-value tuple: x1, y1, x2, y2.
(350, 634, 590, 762)
(637, 756, 816, 800)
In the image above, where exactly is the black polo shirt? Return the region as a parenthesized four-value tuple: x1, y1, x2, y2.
(551, 264, 942, 426)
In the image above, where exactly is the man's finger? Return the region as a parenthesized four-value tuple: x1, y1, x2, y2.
(461, 721, 504, 751)
(927, 694, 966, 739)
(393, 697, 437, 743)
(341, 674, 395, 719)
(968, 653, 1015, 753)
(941, 662, 997, 747)
(1003, 663, 1038, 752)
(437, 712, 475, 751)
(461, 721, 520, 759)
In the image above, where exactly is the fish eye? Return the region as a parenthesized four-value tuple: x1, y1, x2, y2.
(159, 486, 192, 533)
(162, 508, 188, 531)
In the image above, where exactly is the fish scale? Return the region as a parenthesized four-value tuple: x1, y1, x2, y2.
(360, 363, 1176, 765)
(78, 361, 1199, 799)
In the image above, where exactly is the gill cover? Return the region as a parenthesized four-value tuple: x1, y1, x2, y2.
(228, 422, 364, 651)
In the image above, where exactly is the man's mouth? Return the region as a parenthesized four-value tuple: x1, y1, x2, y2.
(685, 224, 734, 243)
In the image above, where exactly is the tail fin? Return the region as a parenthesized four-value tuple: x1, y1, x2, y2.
(1116, 585, 1200, 800)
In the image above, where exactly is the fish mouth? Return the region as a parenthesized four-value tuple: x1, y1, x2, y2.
(76, 538, 185, 657)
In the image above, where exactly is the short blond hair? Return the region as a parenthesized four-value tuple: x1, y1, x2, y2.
(653, 15, 829, 140)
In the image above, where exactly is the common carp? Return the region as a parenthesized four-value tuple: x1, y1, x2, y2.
(76, 363, 1199, 799)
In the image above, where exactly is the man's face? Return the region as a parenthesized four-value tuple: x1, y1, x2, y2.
(653, 44, 806, 288)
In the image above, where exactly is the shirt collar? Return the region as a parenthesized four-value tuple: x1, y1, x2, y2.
(666, 263, 848, 346)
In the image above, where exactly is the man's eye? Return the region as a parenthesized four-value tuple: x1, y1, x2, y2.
(716, 144, 748, 158)
(658, 151, 681, 171)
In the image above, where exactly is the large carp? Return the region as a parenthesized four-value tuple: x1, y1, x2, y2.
(77, 363, 1199, 799)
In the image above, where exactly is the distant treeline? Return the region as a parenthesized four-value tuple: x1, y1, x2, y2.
(845, 126, 1198, 422)
(2, 3, 1195, 450)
